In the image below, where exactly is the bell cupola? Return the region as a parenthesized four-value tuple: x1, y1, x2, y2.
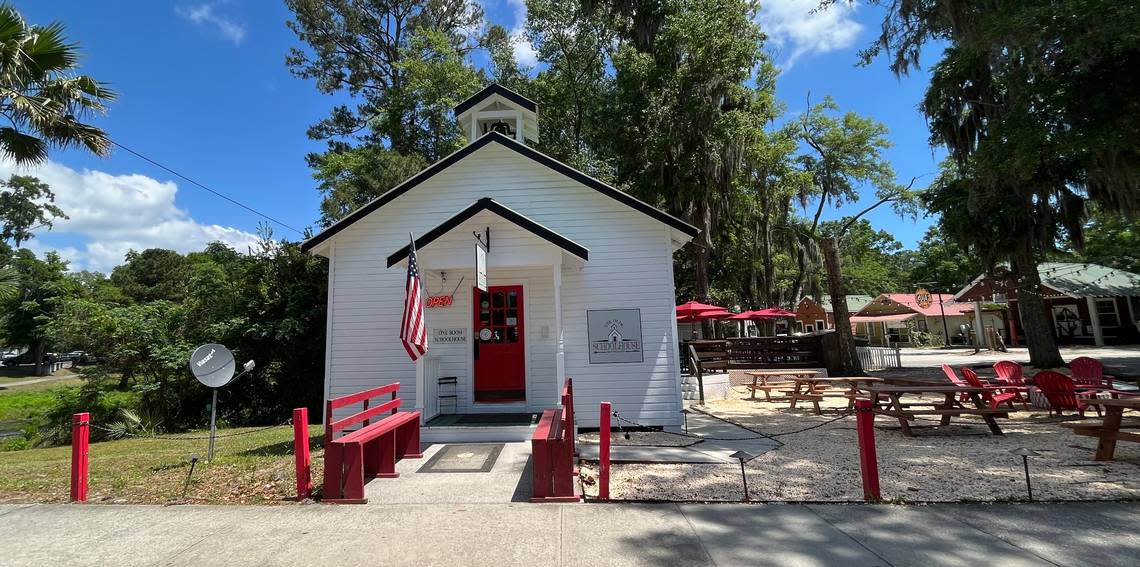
(455, 83, 538, 145)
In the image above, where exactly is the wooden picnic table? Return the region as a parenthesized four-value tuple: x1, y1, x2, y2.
(1061, 397, 1140, 461)
(782, 376, 885, 414)
(744, 370, 820, 401)
(865, 385, 1012, 437)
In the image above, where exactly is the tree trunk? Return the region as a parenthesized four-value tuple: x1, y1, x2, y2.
(32, 340, 46, 377)
(694, 197, 713, 338)
(1012, 251, 1064, 368)
(791, 247, 807, 305)
(821, 236, 863, 375)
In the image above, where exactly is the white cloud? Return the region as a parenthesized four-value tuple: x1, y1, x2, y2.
(0, 160, 261, 272)
(506, 0, 538, 67)
(177, 3, 246, 45)
(758, 0, 863, 68)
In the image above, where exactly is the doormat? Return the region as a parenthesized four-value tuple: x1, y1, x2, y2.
(417, 444, 504, 473)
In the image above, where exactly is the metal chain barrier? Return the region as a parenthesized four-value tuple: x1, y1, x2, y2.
(90, 419, 293, 441)
(609, 407, 852, 445)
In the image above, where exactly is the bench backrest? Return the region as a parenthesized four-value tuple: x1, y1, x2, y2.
(993, 361, 1024, 385)
(325, 383, 401, 441)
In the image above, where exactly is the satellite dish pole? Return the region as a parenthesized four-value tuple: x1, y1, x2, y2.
(188, 344, 255, 461)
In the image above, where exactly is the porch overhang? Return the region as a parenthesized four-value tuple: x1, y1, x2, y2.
(386, 197, 589, 268)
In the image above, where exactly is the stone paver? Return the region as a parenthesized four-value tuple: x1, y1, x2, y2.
(4, 502, 1137, 566)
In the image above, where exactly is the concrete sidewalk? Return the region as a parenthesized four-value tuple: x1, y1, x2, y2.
(1, 501, 1137, 566)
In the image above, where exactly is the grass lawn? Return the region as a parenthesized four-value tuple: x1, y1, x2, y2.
(0, 378, 83, 435)
(0, 424, 325, 504)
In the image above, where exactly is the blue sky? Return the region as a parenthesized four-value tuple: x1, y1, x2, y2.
(9, 0, 943, 272)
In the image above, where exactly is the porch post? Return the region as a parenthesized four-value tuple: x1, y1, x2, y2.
(414, 356, 425, 418)
(553, 260, 566, 406)
(1128, 296, 1139, 332)
(1087, 296, 1105, 347)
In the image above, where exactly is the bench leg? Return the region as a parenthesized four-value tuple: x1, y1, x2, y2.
(362, 435, 380, 474)
(323, 443, 344, 500)
(376, 432, 399, 478)
(1095, 408, 1124, 461)
(398, 422, 422, 459)
(341, 444, 366, 501)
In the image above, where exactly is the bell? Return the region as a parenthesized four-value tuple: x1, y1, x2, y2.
(486, 120, 515, 136)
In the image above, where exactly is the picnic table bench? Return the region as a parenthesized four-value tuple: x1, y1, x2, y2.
(782, 376, 884, 414)
(865, 385, 1014, 437)
(1061, 398, 1140, 461)
(744, 370, 819, 401)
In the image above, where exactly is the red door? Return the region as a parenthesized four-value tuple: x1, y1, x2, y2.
(474, 285, 526, 402)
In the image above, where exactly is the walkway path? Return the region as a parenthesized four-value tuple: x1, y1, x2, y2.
(1, 501, 1136, 566)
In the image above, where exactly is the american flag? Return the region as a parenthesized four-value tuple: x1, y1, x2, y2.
(400, 235, 427, 361)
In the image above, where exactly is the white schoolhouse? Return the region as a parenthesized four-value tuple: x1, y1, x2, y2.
(303, 84, 697, 439)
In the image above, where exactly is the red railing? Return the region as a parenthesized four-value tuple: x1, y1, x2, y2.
(531, 378, 580, 502)
(325, 383, 400, 442)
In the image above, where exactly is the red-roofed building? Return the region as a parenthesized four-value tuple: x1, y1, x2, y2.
(851, 293, 1008, 347)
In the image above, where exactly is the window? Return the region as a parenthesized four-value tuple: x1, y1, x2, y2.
(796, 321, 805, 333)
(1096, 298, 1120, 327)
(815, 319, 826, 330)
(805, 324, 815, 333)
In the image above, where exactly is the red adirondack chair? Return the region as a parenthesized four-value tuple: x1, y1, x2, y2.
(992, 361, 1030, 409)
(941, 364, 973, 401)
(1069, 357, 1116, 389)
(961, 367, 1018, 409)
(1033, 371, 1094, 418)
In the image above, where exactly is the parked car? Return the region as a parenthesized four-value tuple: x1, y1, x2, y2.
(2, 351, 57, 367)
(65, 351, 94, 364)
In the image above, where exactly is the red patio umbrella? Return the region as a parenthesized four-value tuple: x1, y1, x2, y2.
(753, 307, 797, 318)
(728, 310, 766, 320)
(676, 301, 727, 322)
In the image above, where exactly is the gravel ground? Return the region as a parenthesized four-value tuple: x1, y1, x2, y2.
(579, 392, 1140, 503)
(577, 430, 698, 447)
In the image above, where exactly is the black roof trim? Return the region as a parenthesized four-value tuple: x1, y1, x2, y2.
(454, 83, 537, 115)
(386, 198, 589, 268)
(301, 132, 699, 252)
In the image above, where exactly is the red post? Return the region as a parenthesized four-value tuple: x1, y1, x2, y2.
(293, 407, 312, 501)
(599, 401, 611, 500)
(70, 412, 90, 502)
(855, 399, 881, 501)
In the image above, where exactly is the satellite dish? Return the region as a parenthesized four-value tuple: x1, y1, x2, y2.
(189, 343, 236, 388)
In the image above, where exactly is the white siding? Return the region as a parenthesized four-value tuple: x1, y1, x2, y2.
(322, 143, 683, 427)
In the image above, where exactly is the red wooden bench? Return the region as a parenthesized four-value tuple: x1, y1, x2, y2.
(531, 378, 579, 503)
(323, 383, 421, 504)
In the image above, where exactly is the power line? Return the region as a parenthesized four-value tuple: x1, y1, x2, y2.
(110, 139, 305, 236)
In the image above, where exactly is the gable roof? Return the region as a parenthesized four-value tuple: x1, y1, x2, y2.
(454, 83, 537, 116)
(817, 294, 875, 314)
(301, 131, 699, 252)
(957, 262, 1140, 300)
(386, 198, 589, 268)
(857, 293, 974, 318)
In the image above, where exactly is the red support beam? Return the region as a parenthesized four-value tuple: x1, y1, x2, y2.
(293, 407, 312, 501)
(599, 401, 611, 500)
(855, 399, 881, 501)
(70, 412, 90, 502)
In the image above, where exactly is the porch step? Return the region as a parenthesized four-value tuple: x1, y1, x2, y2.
(422, 424, 537, 443)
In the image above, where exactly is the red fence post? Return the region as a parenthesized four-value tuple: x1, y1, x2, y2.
(293, 407, 312, 501)
(599, 401, 611, 500)
(70, 412, 89, 502)
(855, 399, 881, 501)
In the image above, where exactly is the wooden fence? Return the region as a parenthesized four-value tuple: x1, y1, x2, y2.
(856, 346, 902, 371)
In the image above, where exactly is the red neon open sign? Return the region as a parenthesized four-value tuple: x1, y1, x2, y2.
(427, 295, 453, 308)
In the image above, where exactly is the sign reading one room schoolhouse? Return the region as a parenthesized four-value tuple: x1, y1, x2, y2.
(587, 309, 644, 364)
(301, 83, 699, 435)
